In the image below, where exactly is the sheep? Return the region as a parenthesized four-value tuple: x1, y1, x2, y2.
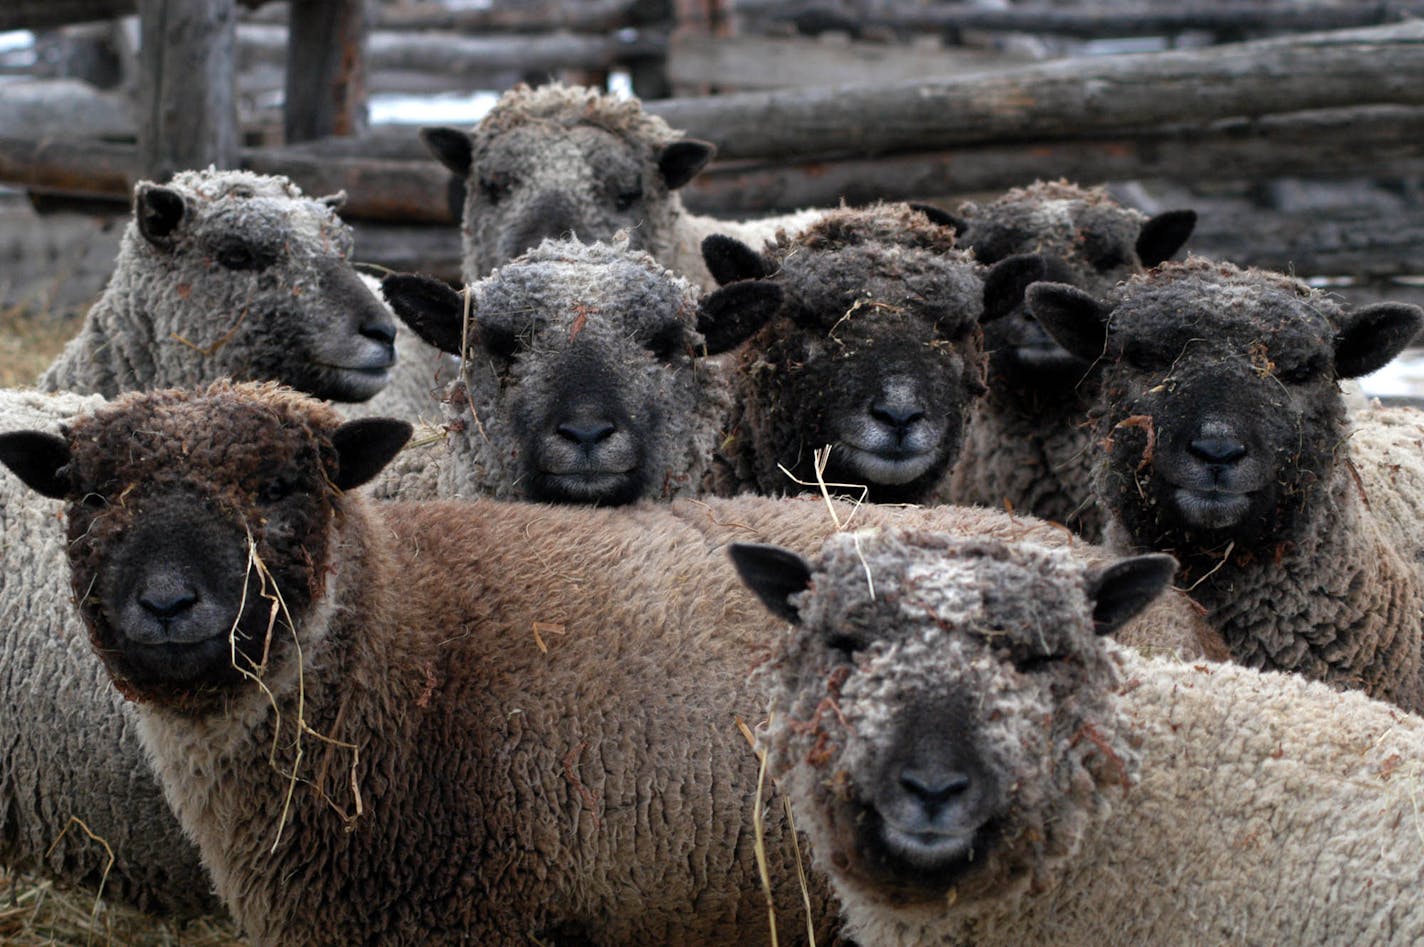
(696, 202, 1044, 503)
(0, 387, 217, 915)
(37, 167, 451, 419)
(732, 529, 1424, 946)
(937, 181, 1196, 537)
(1028, 256, 1424, 713)
(369, 236, 779, 503)
(0, 382, 1219, 944)
(420, 82, 824, 290)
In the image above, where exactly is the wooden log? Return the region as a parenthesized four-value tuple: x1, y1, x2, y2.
(137, 0, 239, 179)
(1, 0, 264, 31)
(0, 79, 134, 141)
(744, 1, 1424, 41)
(647, 21, 1424, 160)
(283, 0, 367, 142)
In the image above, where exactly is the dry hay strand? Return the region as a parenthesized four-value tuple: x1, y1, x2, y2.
(777, 445, 868, 531)
(738, 716, 818, 947)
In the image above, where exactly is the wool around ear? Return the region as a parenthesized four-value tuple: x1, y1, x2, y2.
(332, 419, 413, 491)
(1026, 282, 1114, 362)
(1085, 554, 1177, 636)
(134, 183, 187, 246)
(696, 280, 784, 355)
(658, 139, 716, 191)
(1334, 303, 1424, 379)
(728, 543, 813, 625)
(981, 253, 1046, 324)
(319, 190, 348, 211)
(1135, 209, 1197, 268)
(908, 202, 967, 234)
(381, 273, 466, 356)
(0, 430, 72, 500)
(702, 234, 772, 286)
(420, 126, 475, 179)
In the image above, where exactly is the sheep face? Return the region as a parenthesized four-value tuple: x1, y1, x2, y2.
(421, 84, 712, 281)
(733, 533, 1169, 915)
(0, 383, 409, 712)
(1030, 260, 1423, 558)
(130, 170, 398, 401)
(385, 240, 728, 505)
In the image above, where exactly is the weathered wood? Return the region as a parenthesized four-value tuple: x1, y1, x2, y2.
(138, 0, 239, 179)
(647, 21, 1424, 161)
(746, 1, 1424, 41)
(1, 0, 264, 31)
(0, 79, 134, 140)
(1189, 204, 1424, 278)
(283, 0, 367, 142)
(243, 147, 450, 222)
(366, 0, 668, 34)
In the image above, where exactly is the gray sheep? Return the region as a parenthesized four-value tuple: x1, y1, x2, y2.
(421, 82, 823, 290)
(734, 530, 1424, 945)
(1030, 257, 1424, 712)
(0, 383, 1217, 944)
(370, 237, 778, 503)
(939, 181, 1195, 536)
(698, 202, 1043, 503)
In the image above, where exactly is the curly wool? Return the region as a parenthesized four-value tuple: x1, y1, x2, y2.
(766, 533, 1424, 946)
(0, 387, 217, 915)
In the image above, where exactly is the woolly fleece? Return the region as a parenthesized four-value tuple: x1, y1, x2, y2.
(762, 532, 1424, 946)
(21, 385, 1216, 945)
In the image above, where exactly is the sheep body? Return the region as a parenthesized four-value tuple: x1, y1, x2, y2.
(0, 383, 1217, 944)
(744, 531, 1424, 946)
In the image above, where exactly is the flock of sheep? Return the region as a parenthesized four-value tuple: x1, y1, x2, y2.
(0, 80, 1422, 944)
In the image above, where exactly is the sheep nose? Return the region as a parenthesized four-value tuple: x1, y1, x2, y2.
(898, 765, 971, 812)
(359, 313, 396, 347)
(138, 579, 199, 621)
(1189, 437, 1247, 464)
(870, 401, 926, 434)
(556, 419, 617, 446)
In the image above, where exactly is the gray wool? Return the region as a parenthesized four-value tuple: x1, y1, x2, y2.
(0, 388, 218, 915)
(944, 181, 1156, 537)
(455, 82, 821, 290)
(767, 531, 1424, 946)
(371, 237, 733, 502)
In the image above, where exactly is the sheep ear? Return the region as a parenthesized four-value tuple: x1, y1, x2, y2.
(381, 273, 466, 356)
(331, 419, 413, 491)
(702, 234, 772, 286)
(729, 543, 812, 626)
(1027, 283, 1113, 362)
(1084, 554, 1177, 636)
(1135, 210, 1196, 268)
(0, 431, 72, 499)
(420, 126, 475, 179)
(135, 183, 187, 247)
(319, 190, 348, 211)
(697, 281, 783, 355)
(1334, 303, 1424, 379)
(659, 139, 716, 191)
(981, 253, 1046, 324)
(908, 202, 967, 234)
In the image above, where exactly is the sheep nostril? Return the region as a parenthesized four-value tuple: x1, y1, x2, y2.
(899, 766, 971, 810)
(556, 420, 617, 446)
(138, 585, 199, 621)
(359, 316, 396, 347)
(870, 402, 926, 433)
(1188, 437, 1247, 465)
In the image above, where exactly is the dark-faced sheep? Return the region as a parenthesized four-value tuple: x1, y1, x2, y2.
(371, 237, 778, 503)
(734, 530, 1424, 945)
(939, 181, 1195, 536)
(0, 383, 1218, 944)
(698, 202, 1044, 504)
(1029, 257, 1424, 712)
(421, 82, 823, 289)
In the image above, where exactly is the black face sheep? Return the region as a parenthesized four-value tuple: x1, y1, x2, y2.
(1030, 257, 1424, 712)
(421, 82, 823, 289)
(698, 202, 1044, 504)
(940, 181, 1195, 537)
(734, 530, 1424, 945)
(0, 383, 1219, 944)
(373, 237, 774, 504)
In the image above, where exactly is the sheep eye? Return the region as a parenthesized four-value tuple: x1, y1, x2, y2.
(477, 322, 520, 360)
(1121, 339, 1169, 372)
(825, 633, 863, 657)
(1015, 652, 1065, 673)
(1278, 356, 1327, 385)
(645, 322, 685, 359)
(479, 174, 514, 205)
(212, 238, 274, 272)
(1091, 249, 1129, 273)
(259, 478, 294, 503)
(614, 186, 643, 212)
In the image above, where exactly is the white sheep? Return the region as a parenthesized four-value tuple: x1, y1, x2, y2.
(0, 382, 1220, 943)
(421, 82, 823, 290)
(733, 529, 1424, 945)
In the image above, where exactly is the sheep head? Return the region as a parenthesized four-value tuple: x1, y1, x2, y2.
(126, 169, 398, 401)
(699, 203, 1043, 503)
(1028, 258, 1422, 569)
(0, 382, 409, 713)
(382, 238, 737, 505)
(732, 531, 1172, 922)
(422, 83, 714, 281)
